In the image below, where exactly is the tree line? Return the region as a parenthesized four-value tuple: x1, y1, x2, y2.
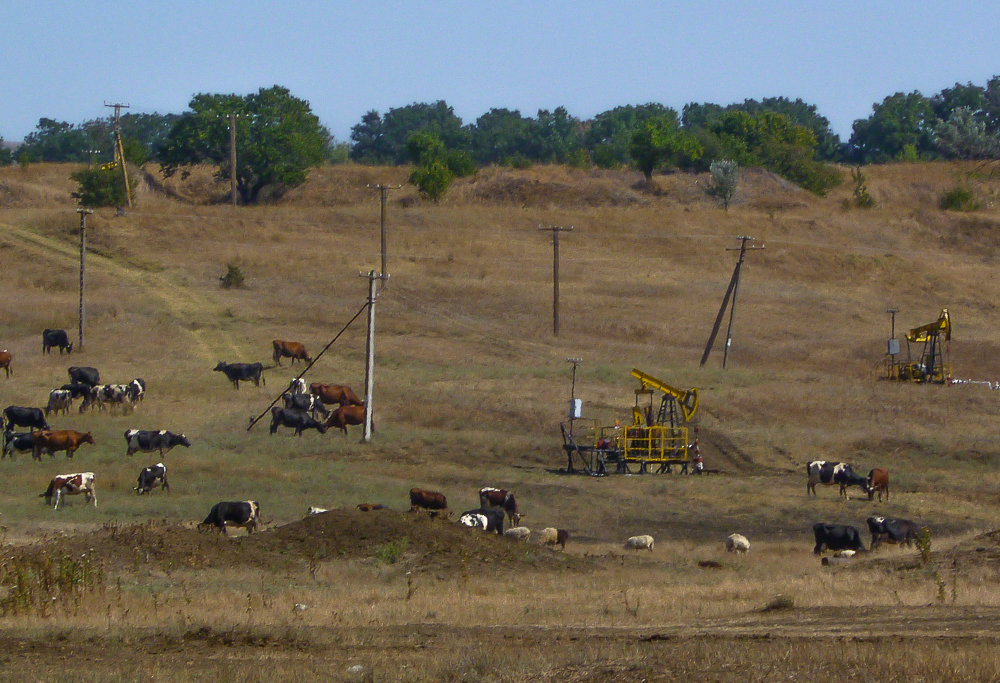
(3, 77, 999, 203)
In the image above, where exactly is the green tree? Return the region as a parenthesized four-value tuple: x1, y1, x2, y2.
(409, 158, 453, 202)
(850, 91, 936, 163)
(159, 86, 329, 204)
(528, 107, 583, 163)
(469, 108, 534, 165)
(70, 163, 135, 207)
(585, 103, 677, 168)
(934, 106, 1000, 159)
(18, 118, 92, 162)
(406, 130, 473, 202)
(351, 101, 468, 164)
(706, 159, 738, 210)
(629, 116, 702, 181)
(0, 139, 12, 166)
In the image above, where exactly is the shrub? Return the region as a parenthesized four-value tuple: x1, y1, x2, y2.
(939, 185, 980, 211)
(916, 526, 932, 564)
(851, 167, 875, 208)
(706, 159, 739, 210)
(373, 538, 409, 565)
(219, 263, 245, 289)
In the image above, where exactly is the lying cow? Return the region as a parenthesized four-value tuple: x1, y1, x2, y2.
(3, 405, 49, 431)
(459, 507, 505, 534)
(213, 361, 265, 389)
(42, 328, 73, 355)
(806, 460, 870, 499)
(357, 503, 387, 511)
(41, 472, 96, 509)
(307, 506, 328, 516)
(2, 430, 34, 459)
(199, 501, 260, 535)
(135, 463, 169, 494)
(813, 523, 865, 555)
(269, 407, 327, 436)
(32, 429, 95, 459)
(479, 486, 522, 526)
(867, 516, 919, 550)
(45, 389, 73, 416)
(124, 429, 192, 456)
(272, 339, 311, 366)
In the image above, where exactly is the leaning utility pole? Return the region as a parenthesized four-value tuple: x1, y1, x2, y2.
(76, 208, 94, 351)
(228, 113, 238, 206)
(104, 102, 131, 208)
(367, 183, 401, 290)
(700, 235, 765, 368)
(539, 225, 574, 336)
(359, 270, 382, 442)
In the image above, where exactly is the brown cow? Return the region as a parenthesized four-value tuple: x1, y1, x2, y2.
(41, 472, 96, 509)
(357, 503, 387, 511)
(409, 488, 447, 512)
(0, 350, 11, 378)
(272, 340, 311, 366)
(309, 383, 364, 407)
(32, 429, 95, 460)
(324, 404, 370, 435)
(479, 487, 522, 526)
(867, 468, 890, 502)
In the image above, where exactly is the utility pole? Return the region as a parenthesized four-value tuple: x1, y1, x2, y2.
(567, 357, 583, 436)
(229, 113, 238, 206)
(367, 184, 401, 290)
(76, 208, 94, 351)
(359, 270, 382, 442)
(539, 225, 574, 336)
(700, 235, 765, 368)
(104, 102, 131, 208)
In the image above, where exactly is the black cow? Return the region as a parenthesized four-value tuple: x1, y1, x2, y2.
(124, 429, 192, 456)
(813, 523, 865, 555)
(459, 508, 506, 534)
(59, 383, 93, 400)
(2, 430, 34, 458)
(806, 460, 870, 499)
(135, 463, 169, 494)
(199, 501, 260, 535)
(3, 406, 48, 431)
(867, 516, 920, 550)
(213, 362, 265, 389)
(269, 407, 327, 436)
(42, 329, 73, 354)
(282, 392, 330, 420)
(68, 366, 100, 387)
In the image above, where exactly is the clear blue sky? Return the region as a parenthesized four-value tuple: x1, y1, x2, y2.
(3, 1, 999, 144)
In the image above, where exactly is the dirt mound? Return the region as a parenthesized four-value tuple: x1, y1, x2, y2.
(2, 510, 583, 576)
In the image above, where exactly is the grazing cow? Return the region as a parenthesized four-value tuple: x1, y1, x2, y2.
(45, 389, 73, 417)
(269, 407, 327, 436)
(282, 392, 330, 420)
(812, 523, 865, 555)
(0, 349, 11, 377)
(199, 501, 260, 535)
(135, 463, 169, 494)
(67, 366, 99, 387)
(127, 378, 146, 403)
(309, 383, 364, 407)
(59, 383, 93, 400)
(32, 429, 95, 459)
(213, 361, 265, 389)
(409, 488, 447, 513)
(725, 533, 751, 553)
(867, 516, 920, 550)
(41, 472, 96, 509)
(503, 526, 531, 541)
(98, 384, 134, 415)
(79, 384, 109, 413)
(2, 430, 34, 458)
(307, 506, 328, 515)
(324, 404, 369, 435)
(42, 329, 73, 355)
(288, 378, 308, 395)
(357, 503, 387, 511)
(124, 429, 192, 456)
(272, 339, 311, 366)
(459, 508, 505, 534)
(806, 460, 870, 499)
(625, 535, 655, 552)
(538, 527, 569, 550)
(479, 487, 522, 526)
(3, 405, 49, 431)
(867, 468, 890, 502)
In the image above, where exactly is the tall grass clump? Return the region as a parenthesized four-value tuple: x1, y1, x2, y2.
(939, 185, 980, 211)
(0, 554, 105, 616)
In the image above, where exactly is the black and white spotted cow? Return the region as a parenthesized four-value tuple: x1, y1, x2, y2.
(45, 389, 73, 417)
(124, 429, 192, 456)
(458, 507, 505, 535)
(2, 430, 34, 458)
(198, 501, 260, 535)
(134, 463, 169, 494)
(806, 460, 870, 499)
(282, 392, 330, 420)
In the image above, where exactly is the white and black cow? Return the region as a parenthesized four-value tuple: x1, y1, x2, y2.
(287, 378, 307, 395)
(2, 430, 34, 458)
(42, 329, 73, 355)
(867, 516, 920, 551)
(213, 362, 265, 389)
(806, 460, 870, 499)
(67, 366, 100, 387)
(269, 407, 327, 436)
(479, 486, 522, 526)
(41, 472, 97, 510)
(199, 501, 260, 535)
(124, 429, 192, 456)
(127, 378, 146, 403)
(812, 523, 865, 555)
(458, 507, 505, 534)
(282, 392, 330, 420)
(135, 463, 169, 494)
(45, 389, 73, 417)
(3, 405, 49, 431)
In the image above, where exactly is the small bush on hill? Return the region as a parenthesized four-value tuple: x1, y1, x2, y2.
(939, 185, 980, 211)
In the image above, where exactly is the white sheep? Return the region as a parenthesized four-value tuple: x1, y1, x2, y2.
(537, 527, 568, 549)
(503, 526, 531, 541)
(624, 535, 654, 552)
(725, 533, 750, 553)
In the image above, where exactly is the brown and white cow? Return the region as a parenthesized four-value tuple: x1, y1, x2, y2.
(309, 383, 364, 407)
(41, 472, 97, 509)
(867, 468, 889, 502)
(324, 404, 369, 435)
(0, 350, 11, 378)
(409, 488, 447, 514)
(32, 429, 95, 460)
(272, 340, 311, 366)
(479, 487, 522, 526)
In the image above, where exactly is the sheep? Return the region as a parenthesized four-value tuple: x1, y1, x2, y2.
(624, 535, 654, 552)
(725, 533, 750, 554)
(538, 527, 569, 550)
(307, 506, 328, 516)
(503, 526, 531, 542)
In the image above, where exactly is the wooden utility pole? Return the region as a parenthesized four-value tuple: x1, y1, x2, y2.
(539, 225, 574, 336)
(700, 235, 764, 368)
(359, 270, 381, 442)
(104, 102, 131, 208)
(76, 208, 94, 350)
(367, 184, 401, 289)
(229, 113, 238, 206)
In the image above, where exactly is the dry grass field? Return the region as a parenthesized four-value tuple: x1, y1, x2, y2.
(1, 160, 1000, 680)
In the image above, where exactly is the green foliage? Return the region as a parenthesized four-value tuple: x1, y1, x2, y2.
(850, 91, 936, 163)
(934, 107, 1000, 159)
(470, 108, 535, 165)
(938, 185, 981, 211)
(219, 263, 246, 289)
(409, 158, 454, 202)
(851, 167, 875, 208)
(0, 140, 12, 166)
(373, 538, 409, 565)
(406, 130, 473, 202)
(706, 159, 738, 210)
(629, 115, 703, 181)
(160, 86, 329, 204)
(351, 101, 469, 165)
(70, 164, 134, 207)
(585, 103, 677, 167)
(916, 526, 932, 564)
